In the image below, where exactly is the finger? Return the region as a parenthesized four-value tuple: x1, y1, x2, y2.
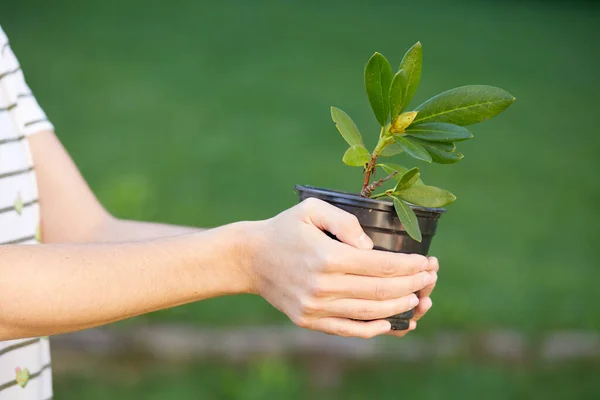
(417, 272, 438, 298)
(322, 294, 419, 321)
(426, 256, 440, 272)
(385, 320, 417, 337)
(326, 244, 429, 277)
(301, 198, 373, 250)
(310, 317, 391, 339)
(412, 296, 433, 322)
(317, 271, 434, 300)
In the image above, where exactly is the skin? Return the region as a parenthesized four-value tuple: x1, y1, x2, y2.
(0, 130, 438, 340)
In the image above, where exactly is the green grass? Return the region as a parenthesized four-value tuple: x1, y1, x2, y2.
(54, 358, 600, 400)
(1, 0, 599, 334)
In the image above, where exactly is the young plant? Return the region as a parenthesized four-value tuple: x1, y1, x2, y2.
(331, 42, 515, 242)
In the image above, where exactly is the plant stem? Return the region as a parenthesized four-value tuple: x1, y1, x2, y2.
(362, 171, 398, 198)
(361, 162, 377, 197)
(371, 192, 389, 199)
(361, 127, 390, 197)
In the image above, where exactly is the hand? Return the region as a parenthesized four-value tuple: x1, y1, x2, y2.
(386, 255, 439, 338)
(246, 198, 437, 339)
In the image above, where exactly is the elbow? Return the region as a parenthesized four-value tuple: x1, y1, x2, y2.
(85, 211, 119, 243)
(42, 206, 116, 244)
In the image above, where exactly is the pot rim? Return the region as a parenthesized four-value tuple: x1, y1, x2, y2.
(295, 185, 446, 215)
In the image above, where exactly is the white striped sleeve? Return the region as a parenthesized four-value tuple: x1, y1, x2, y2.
(0, 26, 54, 136)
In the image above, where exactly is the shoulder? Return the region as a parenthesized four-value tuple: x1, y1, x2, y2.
(0, 25, 54, 136)
(0, 25, 7, 49)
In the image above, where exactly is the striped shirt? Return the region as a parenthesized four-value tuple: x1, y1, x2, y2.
(1, 25, 54, 400)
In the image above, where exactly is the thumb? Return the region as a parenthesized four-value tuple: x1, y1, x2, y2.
(301, 198, 373, 250)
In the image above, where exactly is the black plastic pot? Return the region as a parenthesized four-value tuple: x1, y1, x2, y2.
(295, 185, 445, 330)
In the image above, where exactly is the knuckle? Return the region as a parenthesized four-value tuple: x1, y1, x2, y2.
(300, 197, 321, 212)
(380, 256, 397, 277)
(311, 251, 329, 272)
(302, 197, 320, 207)
(355, 306, 376, 321)
(374, 281, 389, 300)
(291, 314, 310, 329)
(298, 295, 319, 316)
(333, 213, 360, 238)
(319, 250, 340, 272)
(307, 275, 329, 297)
(343, 213, 360, 228)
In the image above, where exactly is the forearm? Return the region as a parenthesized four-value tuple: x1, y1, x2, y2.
(88, 215, 205, 243)
(0, 221, 253, 340)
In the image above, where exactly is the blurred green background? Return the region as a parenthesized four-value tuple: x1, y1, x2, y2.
(2, 0, 600, 398)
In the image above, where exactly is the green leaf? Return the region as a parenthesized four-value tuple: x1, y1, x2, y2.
(395, 136, 432, 163)
(396, 185, 456, 207)
(365, 52, 393, 126)
(395, 167, 420, 190)
(413, 85, 515, 126)
(379, 142, 404, 157)
(391, 195, 422, 242)
(408, 137, 455, 152)
(389, 70, 407, 121)
(427, 149, 463, 164)
(398, 42, 423, 112)
(405, 122, 472, 142)
(330, 106, 363, 146)
(342, 145, 371, 167)
(379, 163, 409, 180)
(378, 163, 424, 185)
(408, 138, 463, 164)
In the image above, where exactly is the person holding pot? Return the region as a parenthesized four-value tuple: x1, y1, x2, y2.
(0, 25, 438, 400)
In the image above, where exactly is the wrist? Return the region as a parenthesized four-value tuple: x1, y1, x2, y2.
(187, 220, 264, 298)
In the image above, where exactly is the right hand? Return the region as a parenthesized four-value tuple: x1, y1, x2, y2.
(246, 198, 437, 339)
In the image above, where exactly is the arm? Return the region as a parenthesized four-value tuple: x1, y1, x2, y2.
(27, 130, 200, 243)
(0, 199, 436, 341)
(0, 223, 249, 339)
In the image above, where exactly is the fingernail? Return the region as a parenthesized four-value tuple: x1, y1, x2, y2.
(358, 233, 373, 249)
(410, 295, 419, 307)
(384, 320, 392, 331)
(423, 273, 432, 286)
